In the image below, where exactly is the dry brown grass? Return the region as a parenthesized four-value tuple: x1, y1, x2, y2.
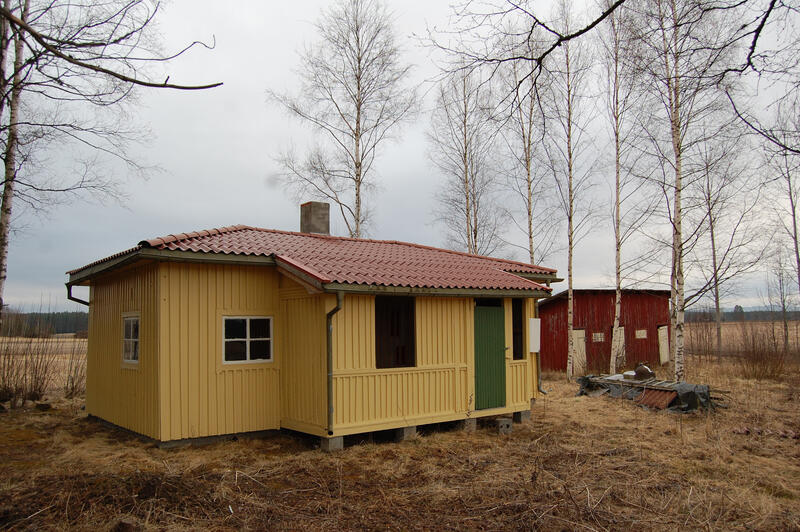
(686, 320, 800, 358)
(0, 355, 798, 531)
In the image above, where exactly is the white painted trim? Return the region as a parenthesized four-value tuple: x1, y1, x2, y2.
(121, 312, 140, 367)
(221, 315, 274, 364)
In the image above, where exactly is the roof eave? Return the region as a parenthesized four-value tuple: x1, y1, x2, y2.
(322, 282, 551, 299)
(511, 271, 563, 284)
(66, 248, 277, 286)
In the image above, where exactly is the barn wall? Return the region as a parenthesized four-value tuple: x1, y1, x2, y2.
(86, 263, 161, 439)
(157, 262, 281, 442)
(619, 292, 671, 365)
(539, 297, 568, 371)
(538, 291, 670, 372)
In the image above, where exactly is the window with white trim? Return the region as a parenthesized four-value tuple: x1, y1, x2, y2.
(223, 317, 272, 363)
(123, 315, 140, 363)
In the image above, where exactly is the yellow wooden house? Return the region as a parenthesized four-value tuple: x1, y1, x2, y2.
(66, 202, 558, 449)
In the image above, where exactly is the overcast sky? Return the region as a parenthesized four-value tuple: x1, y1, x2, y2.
(6, 0, 769, 311)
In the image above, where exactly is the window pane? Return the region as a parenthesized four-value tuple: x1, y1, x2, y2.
(250, 318, 270, 339)
(131, 319, 139, 340)
(124, 319, 132, 340)
(224, 340, 247, 361)
(250, 340, 271, 360)
(123, 340, 131, 360)
(512, 298, 524, 360)
(225, 319, 246, 339)
(131, 340, 139, 361)
(375, 296, 415, 368)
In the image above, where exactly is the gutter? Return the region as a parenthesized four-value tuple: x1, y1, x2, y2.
(66, 284, 89, 306)
(325, 291, 344, 436)
(536, 352, 547, 395)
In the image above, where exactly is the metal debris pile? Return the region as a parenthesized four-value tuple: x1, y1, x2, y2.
(576, 374, 727, 412)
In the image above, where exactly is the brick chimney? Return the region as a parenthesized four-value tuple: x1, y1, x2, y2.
(300, 201, 330, 235)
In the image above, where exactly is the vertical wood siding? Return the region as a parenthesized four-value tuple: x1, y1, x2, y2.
(279, 278, 326, 434)
(158, 262, 281, 441)
(332, 294, 375, 371)
(502, 297, 534, 410)
(331, 296, 475, 432)
(539, 291, 671, 372)
(527, 298, 539, 401)
(86, 263, 160, 439)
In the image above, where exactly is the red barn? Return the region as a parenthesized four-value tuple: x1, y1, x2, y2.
(537, 289, 671, 374)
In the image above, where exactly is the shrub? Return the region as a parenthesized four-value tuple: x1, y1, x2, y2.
(735, 324, 787, 380)
(64, 342, 86, 398)
(0, 333, 58, 407)
(0, 346, 25, 406)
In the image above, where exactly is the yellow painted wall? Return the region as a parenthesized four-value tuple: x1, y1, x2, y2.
(157, 262, 281, 441)
(87, 259, 544, 442)
(279, 278, 327, 435)
(86, 263, 160, 439)
(330, 295, 474, 434)
(504, 298, 533, 410)
(528, 298, 540, 401)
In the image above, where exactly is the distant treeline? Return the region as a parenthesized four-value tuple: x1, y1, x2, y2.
(686, 308, 800, 323)
(1, 311, 88, 337)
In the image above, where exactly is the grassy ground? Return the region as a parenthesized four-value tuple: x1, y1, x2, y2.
(1, 355, 799, 531)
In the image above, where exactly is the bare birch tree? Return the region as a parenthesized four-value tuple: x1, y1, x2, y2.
(498, 32, 559, 265)
(626, 0, 740, 381)
(270, 0, 416, 238)
(428, 69, 506, 256)
(689, 122, 764, 360)
(597, 0, 658, 373)
(543, 0, 597, 380)
(766, 101, 800, 297)
(0, 0, 219, 328)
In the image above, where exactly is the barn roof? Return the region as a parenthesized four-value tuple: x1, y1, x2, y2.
(537, 288, 671, 308)
(67, 225, 558, 296)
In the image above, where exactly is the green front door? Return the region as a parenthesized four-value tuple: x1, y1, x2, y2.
(474, 302, 506, 410)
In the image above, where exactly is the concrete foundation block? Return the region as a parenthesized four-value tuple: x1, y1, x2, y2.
(320, 436, 343, 452)
(513, 410, 531, 423)
(497, 417, 513, 434)
(394, 426, 417, 442)
(458, 418, 477, 432)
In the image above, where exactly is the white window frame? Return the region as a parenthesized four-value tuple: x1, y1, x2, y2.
(592, 332, 605, 343)
(222, 316, 273, 364)
(122, 312, 140, 365)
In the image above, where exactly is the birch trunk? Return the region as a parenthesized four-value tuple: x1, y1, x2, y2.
(609, 10, 624, 375)
(659, 0, 686, 382)
(565, 43, 576, 381)
(787, 169, 800, 297)
(354, 89, 362, 238)
(461, 76, 474, 254)
(0, 0, 28, 329)
(709, 209, 722, 361)
(526, 89, 535, 263)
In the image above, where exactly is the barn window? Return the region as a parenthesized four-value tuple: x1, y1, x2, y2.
(223, 317, 272, 363)
(122, 314, 140, 363)
(635, 329, 647, 339)
(592, 332, 605, 343)
(375, 296, 415, 368)
(512, 298, 525, 360)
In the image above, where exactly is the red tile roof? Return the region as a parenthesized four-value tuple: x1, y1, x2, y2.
(69, 225, 556, 292)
